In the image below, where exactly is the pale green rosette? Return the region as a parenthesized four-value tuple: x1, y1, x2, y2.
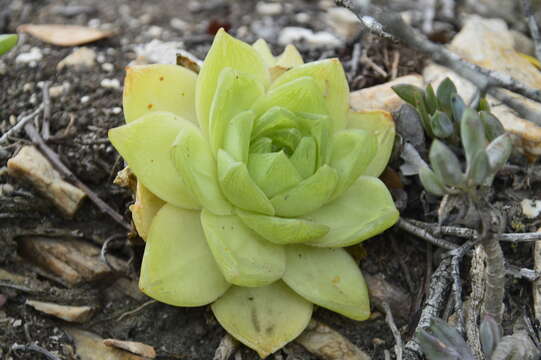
(109, 29, 399, 358)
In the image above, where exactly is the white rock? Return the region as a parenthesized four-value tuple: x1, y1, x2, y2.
(23, 82, 34, 92)
(147, 26, 163, 37)
(134, 39, 183, 64)
(26, 300, 94, 323)
(101, 62, 114, 72)
(521, 199, 541, 219)
(112, 107, 122, 114)
(57, 47, 96, 70)
(12, 319, 22, 327)
(15, 47, 43, 66)
(295, 12, 310, 23)
(278, 27, 342, 48)
(49, 85, 64, 98)
(256, 2, 283, 15)
(81, 95, 90, 104)
(170, 17, 188, 31)
(100, 78, 120, 89)
(326, 7, 362, 42)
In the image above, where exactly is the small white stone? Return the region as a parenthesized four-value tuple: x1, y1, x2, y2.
(100, 78, 120, 89)
(57, 47, 96, 70)
(295, 12, 310, 23)
(256, 2, 282, 15)
(49, 85, 64, 98)
(101, 62, 114, 72)
(112, 107, 122, 114)
(326, 7, 362, 41)
(81, 96, 90, 104)
(521, 199, 541, 219)
(23, 82, 34, 92)
(148, 26, 163, 37)
(9, 115, 16, 125)
(96, 54, 106, 63)
(278, 27, 342, 48)
(15, 47, 43, 65)
(88, 18, 101, 28)
(170, 17, 188, 31)
(12, 319, 22, 327)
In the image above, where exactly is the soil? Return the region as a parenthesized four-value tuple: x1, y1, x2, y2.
(0, 0, 536, 360)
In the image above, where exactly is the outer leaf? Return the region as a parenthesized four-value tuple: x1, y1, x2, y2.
(419, 167, 445, 196)
(424, 83, 438, 115)
(271, 165, 338, 217)
(430, 111, 454, 139)
(123, 64, 197, 123)
(451, 93, 466, 124)
(236, 209, 329, 244)
(223, 110, 254, 163)
(172, 126, 232, 215)
(391, 84, 425, 107)
(283, 245, 370, 320)
(429, 140, 465, 187)
(108, 112, 200, 209)
(479, 111, 505, 142)
(480, 315, 501, 359)
(436, 77, 457, 114)
(139, 204, 230, 306)
(329, 129, 377, 200)
(200, 210, 285, 287)
(252, 38, 276, 68)
(217, 149, 274, 215)
(417, 329, 462, 360)
(251, 76, 328, 119)
(196, 28, 270, 135)
(270, 59, 349, 131)
(248, 151, 302, 198)
(211, 282, 313, 358)
(460, 108, 487, 167)
(0, 34, 18, 56)
(304, 176, 399, 247)
(466, 150, 490, 186)
(427, 318, 475, 359)
(486, 133, 512, 171)
(130, 182, 165, 241)
(290, 136, 317, 178)
(347, 110, 395, 177)
(208, 67, 265, 154)
(275, 44, 304, 68)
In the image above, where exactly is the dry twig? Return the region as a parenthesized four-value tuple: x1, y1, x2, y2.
(0, 104, 44, 145)
(398, 218, 458, 250)
(11, 343, 61, 360)
(382, 301, 403, 360)
(213, 334, 239, 360)
(522, 0, 541, 63)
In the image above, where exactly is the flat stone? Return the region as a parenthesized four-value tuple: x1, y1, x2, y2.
(65, 328, 145, 360)
(278, 27, 342, 48)
(26, 300, 94, 323)
(349, 74, 424, 112)
(57, 47, 96, 70)
(103, 339, 156, 359)
(7, 146, 86, 217)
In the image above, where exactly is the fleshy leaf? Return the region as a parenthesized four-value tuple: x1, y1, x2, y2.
(201, 210, 285, 287)
(283, 245, 370, 320)
(236, 209, 329, 244)
(436, 77, 457, 114)
(424, 84, 438, 115)
(172, 126, 232, 215)
(108, 112, 200, 209)
(0, 34, 18, 56)
(304, 176, 399, 247)
(329, 129, 377, 200)
(123, 64, 198, 123)
(296, 112, 331, 168)
(290, 136, 317, 178)
(268, 128, 303, 154)
(208, 67, 265, 154)
(130, 182, 165, 241)
(270, 59, 349, 131)
(251, 76, 328, 119)
(429, 140, 465, 187)
(211, 282, 313, 358)
(430, 111, 454, 139)
(223, 110, 254, 163)
(248, 151, 302, 198)
(419, 167, 445, 196)
(196, 29, 270, 135)
(392, 84, 425, 107)
(347, 110, 395, 177)
(250, 137, 273, 154)
(271, 165, 338, 217)
(252, 106, 298, 139)
(460, 109, 487, 167)
(451, 94, 466, 124)
(252, 38, 276, 68)
(479, 111, 505, 142)
(139, 204, 230, 306)
(275, 44, 304, 68)
(466, 150, 490, 186)
(217, 149, 274, 215)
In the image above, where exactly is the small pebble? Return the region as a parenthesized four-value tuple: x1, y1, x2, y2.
(112, 107, 122, 114)
(295, 12, 310, 23)
(101, 62, 114, 72)
(256, 2, 283, 15)
(12, 319, 22, 327)
(100, 78, 120, 89)
(81, 96, 90, 104)
(147, 26, 163, 37)
(15, 47, 43, 66)
(23, 82, 34, 92)
(49, 85, 64, 98)
(170, 17, 188, 31)
(9, 115, 16, 125)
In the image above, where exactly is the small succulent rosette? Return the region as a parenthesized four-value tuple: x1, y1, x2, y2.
(109, 29, 399, 357)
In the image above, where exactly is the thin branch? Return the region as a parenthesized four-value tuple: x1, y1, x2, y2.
(382, 301, 403, 360)
(398, 218, 458, 250)
(522, 0, 541, 62)
(336, 0, 541, 106)
(213, 334, 239, 360)
(11, 344, 61, 360)
(0, 104, 44, 145)
(117, 299, 157, 321)
(448, 240, 476, 335)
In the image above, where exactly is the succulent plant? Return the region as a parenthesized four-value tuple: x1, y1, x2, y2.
(418, 316, 502, 360)
(0, 34, 18, 56)
(108, 29, 399, 357)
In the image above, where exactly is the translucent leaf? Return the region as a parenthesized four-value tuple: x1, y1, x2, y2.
(419, 167, 445, 196)
(252, 38, 276, 68)
(303, 176, 399, 247)
(248, 151, 302, 198)
(347, 110, 395, 177)
(172, 126, 232, 215)
(0, 34, 18, 56)
(296, 112, 331, 168)
(329, 129, 377, 200)
(290, 136, 317, 178)
(270, 59, 349, 131)
(429, 140, 465, 187)
(196, 29, 270, 136)
(430, 111, 454, 139)
(252, 106, 297, 139)
(130, 182, 165, 241)
(108, 112, 200, 209)
(123, 64, 198, 123)
(460, 109, 487, 166)
(268, 128, 303, 154)
(201, 210, 285, 287)
(236, 209, 329, 244)
(271, 165, 338, 217)
(275, 44, 304, 68)
(250, 137, 273, 154)
(208, 67, 265, 154)
(251, 76, 328, 120)
(211, 282, 313, 358)
(217, 149, 274, 215)
(283, 245, 370, 320)
(139, 204, 230, 306)
(223, 110, 254, 163)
